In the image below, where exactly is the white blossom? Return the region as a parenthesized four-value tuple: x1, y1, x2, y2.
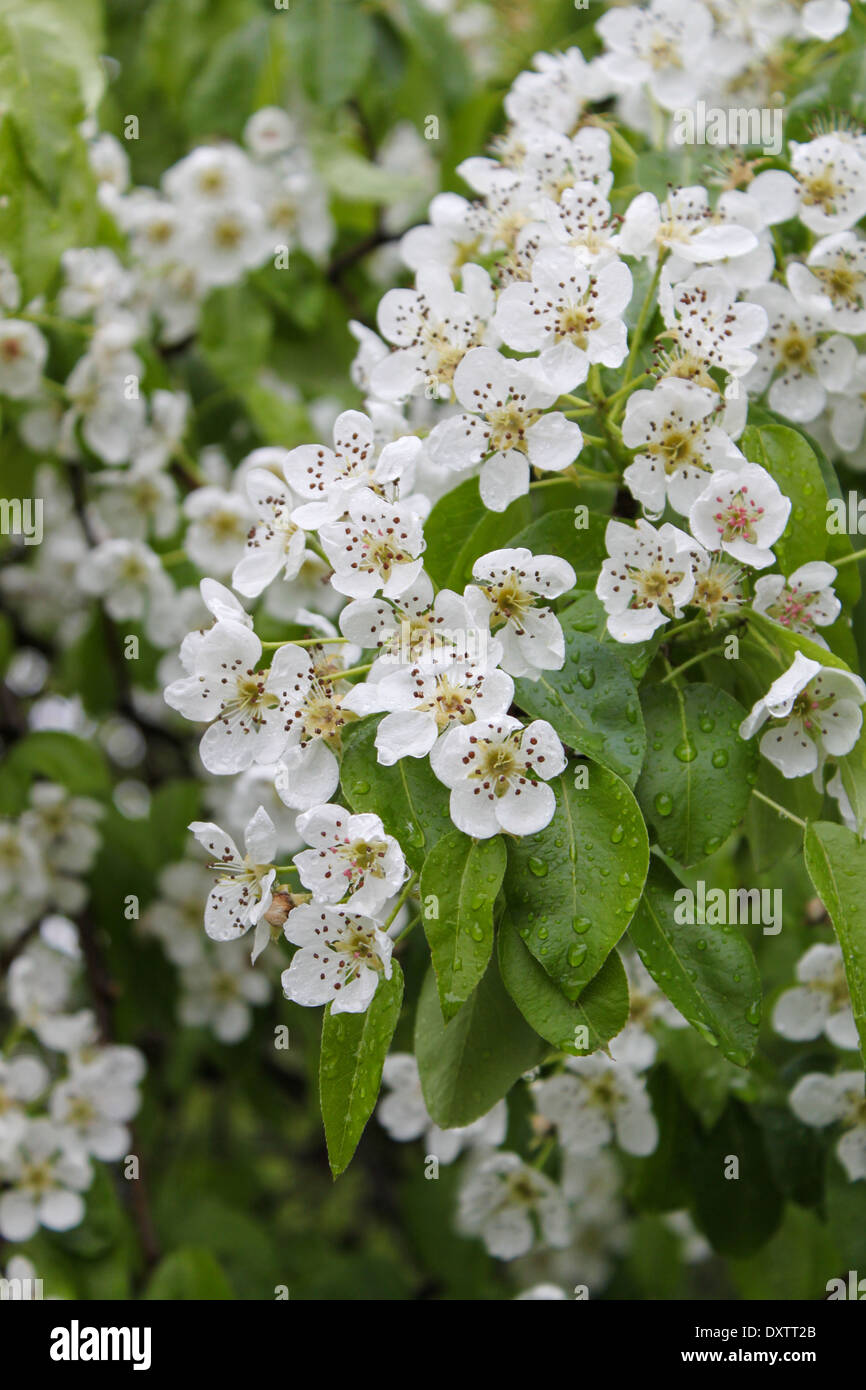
(740, 651, 866, 777)
(689, 463, 791, 569)
(773, 943, 858, 1051)
(430, 715, 566, 837)
(292, 804, 406, 914)
(281, 903, 394, 1014)
(596, 518, 699, 642)
(427, 347, 583, 512)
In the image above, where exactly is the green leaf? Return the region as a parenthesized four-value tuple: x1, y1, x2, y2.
(311, 0, 375, 106)
(318, 144, 427, 204)
(746, 607, 851, 673)
(420, 830, 505, 1021)
(504, 767, 649, 1000)
(514, 598, 646, 787)
(319, 962, 404, 1178)
(144, 1248, 233, 1299)
(826, 1154, 866, 1270)
(740, 423, 829, 575)
(690, 1101, 784, 1257)
(0, 122, 108, 299)
(498, 916, 629, 1055)
(658, 1026, 745, 1130)
(507, 508, 610, 592)
(421, 477, 488, 589)
(0, 0, 104, 192)
(442, 491, 534, 592)
(629, 859, 761, 1066)
(0, 731, 111, 813)
(396, 0, 473, 108)
(340, 715, 452, 874)
(839, 724, 866, 837)
(622, 1065, 697, 1213)
(635, 682, 757, 866)
(415, 957, 547, 1128)
(730, 1205, 840, 1301)
(804, 821, 866, 1064)
(185, 16, 271, 140)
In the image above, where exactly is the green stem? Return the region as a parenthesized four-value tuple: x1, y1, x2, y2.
(620, 261, 662, 400)
(832, 546, 866, 570)
(172, 446, 206, 486)
(384, 873, 419, 930)
(607, 371, 655, 410)
(531, 1135, 557, 1171)
(668, 617, 707, 643)
(600, 122, 638, 167)
(260, 636, 347, 649)
(22, 310, 92, 337)
(3, 1021, 26, 1056)
(306, 535, 331, 566)
(659, 644, 726, 683)
(392, 912, 421, 943)
(751, 788, 807, 831)
(336, 662, 374, 680)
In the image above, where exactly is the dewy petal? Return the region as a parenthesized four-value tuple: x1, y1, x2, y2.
(614, 1094, 658, 1157)
(243, 806, 277, 864)
(759, 719, 819, 778)
(275, 740, 340, 810)
(495, 780, 555, 836)
(375, 710, 438, 765)
(825, 1008, 860, 1052)
(189, 820, 243, 866)
(526, 413, 582, 473)
(479, 451, 530, 512)
(449, 780, 501, 838)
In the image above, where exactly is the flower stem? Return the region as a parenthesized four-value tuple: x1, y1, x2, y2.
(159, 549, 188, 567)
(659, 644, 726, 683)
(832, 546, 866, 570)
(619, 261, 662, 403)
(668, 617, 707, 643)
(384, 872, 419, 930)
(172, 445, 207, 486)
(337, 662, 374, 680)
(260, 636, 347, 649)
(751, 788, 807, 831)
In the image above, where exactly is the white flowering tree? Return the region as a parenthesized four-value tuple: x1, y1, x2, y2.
(3, 0, 866, 1301)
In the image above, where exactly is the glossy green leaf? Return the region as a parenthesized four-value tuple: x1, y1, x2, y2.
(629, 859, 762, 1066)
(414, 958, 547, 1128)
(804, 821, 866, 1064)
(144, 1248, 233, 1300)
(504, 766, 649, 999)
(690, 1101, 784, 1256)
(320, 963, 404, 1177)
(498, 917, 629, 1055)
(514, 598, 647, 787)
(420, 830, 505, 1021)
(741, 423, 829, 575)
(636, 682, 757, 866)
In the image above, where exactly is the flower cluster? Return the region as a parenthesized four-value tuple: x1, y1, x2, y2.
(0, 791, 144, 1251)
